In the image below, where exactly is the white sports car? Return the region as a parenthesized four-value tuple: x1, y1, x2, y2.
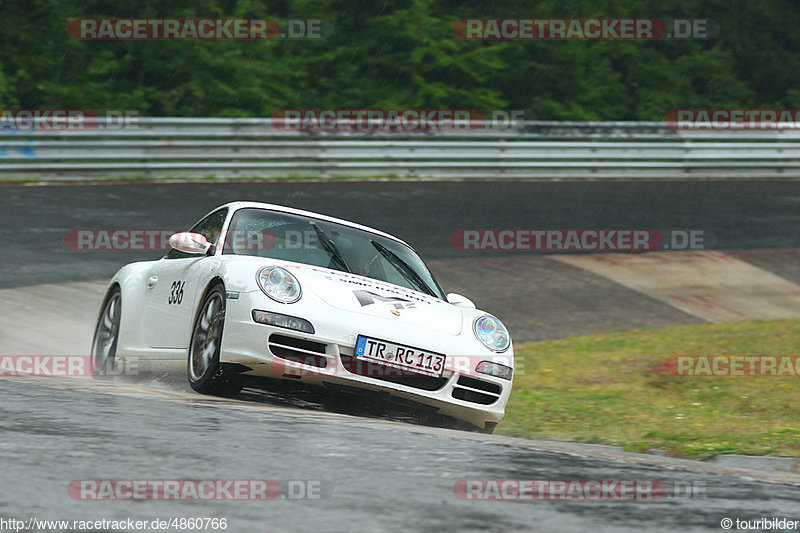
(91, 201, 513, 432)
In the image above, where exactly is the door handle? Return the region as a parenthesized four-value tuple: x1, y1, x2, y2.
(147, 275, 159, 288)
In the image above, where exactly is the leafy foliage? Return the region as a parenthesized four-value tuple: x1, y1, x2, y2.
(0, 0, 797, 118)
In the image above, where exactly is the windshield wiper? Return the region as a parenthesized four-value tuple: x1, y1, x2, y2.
(371, 241, 436, 297)
(310, 222, 351, 273)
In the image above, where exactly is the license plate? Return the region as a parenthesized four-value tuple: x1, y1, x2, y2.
(355, 335, 446, 378)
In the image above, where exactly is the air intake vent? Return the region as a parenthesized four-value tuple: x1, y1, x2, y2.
(456, 376, 502, 395)
(268, 334, 327, 368)
(452, 375, 502, 405)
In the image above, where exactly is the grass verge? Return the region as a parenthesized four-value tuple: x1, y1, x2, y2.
(498, 319, 800, 459)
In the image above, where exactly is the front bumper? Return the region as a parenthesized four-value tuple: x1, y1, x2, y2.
(220, 290, 513, 429)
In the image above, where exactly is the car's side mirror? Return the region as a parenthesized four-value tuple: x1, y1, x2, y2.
(446, 292, 476, 309)
(168, 232, 211, 255)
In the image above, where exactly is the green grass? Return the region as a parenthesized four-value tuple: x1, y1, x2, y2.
(499, 319, 800, 459)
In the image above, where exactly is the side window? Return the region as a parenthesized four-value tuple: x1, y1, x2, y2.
(190, 208, 228, 245)
(166, 208, 228, 259)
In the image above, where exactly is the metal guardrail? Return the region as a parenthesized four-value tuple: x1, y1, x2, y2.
(2, 118, 800, 179)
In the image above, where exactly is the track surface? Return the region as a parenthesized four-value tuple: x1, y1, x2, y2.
(3, 378, 800, 533)
(2, 179, 799, 289)
(1, 180, 799, 532)
(2, 180, 799, 341)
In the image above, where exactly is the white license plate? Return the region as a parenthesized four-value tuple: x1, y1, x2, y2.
(354, 335, 445, 378)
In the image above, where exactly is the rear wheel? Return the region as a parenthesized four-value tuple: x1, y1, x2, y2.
(91, 287, 121, 375)
(188, 284, 241, 395)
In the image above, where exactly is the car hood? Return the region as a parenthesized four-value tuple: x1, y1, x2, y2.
(294, 265, 464, 336)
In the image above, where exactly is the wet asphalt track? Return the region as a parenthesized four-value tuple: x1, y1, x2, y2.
(2, 378, 800, 533)
(1, 179, 799, 289)
(1, 180, 799, 532)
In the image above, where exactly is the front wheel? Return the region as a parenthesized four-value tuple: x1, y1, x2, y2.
(188, 284, 240, 395)
(91, 287, 121, 375)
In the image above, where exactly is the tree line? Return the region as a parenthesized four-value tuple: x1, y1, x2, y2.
(0, 0, 797, 120)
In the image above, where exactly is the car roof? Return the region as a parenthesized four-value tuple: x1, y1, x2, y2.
(218, 201, 411, 247)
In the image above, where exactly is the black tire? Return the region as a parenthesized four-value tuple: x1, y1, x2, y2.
(188, 283, 241, 395)
(91, 286, 121, 375)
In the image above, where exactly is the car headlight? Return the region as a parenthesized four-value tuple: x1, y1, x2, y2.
(473, 315, 510, 352)
(257, 266, 302, 303)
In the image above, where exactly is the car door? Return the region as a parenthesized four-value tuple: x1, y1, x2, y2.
(144, 208, 228, 349)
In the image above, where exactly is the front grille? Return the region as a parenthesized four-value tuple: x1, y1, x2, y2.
(268, 334, 327, 368)
(339, 354, 448, 391)
(452, 375, 502, 405)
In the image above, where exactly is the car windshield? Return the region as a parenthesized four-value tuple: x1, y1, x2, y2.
(222, 208, 446, 299)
